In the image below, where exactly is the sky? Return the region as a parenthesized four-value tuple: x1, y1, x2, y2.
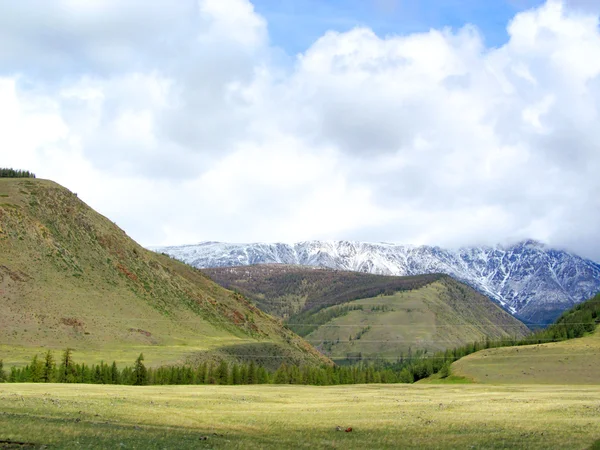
(1, 0, 600, 261)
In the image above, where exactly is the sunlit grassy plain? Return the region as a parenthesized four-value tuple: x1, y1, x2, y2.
(1, 383, 600, 449)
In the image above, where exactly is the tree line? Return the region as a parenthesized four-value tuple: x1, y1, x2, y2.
(0, 349, 409, 385)
(0, 168, 36, 178)
(2, 294, 597, 386)
(391, 292, 600, 382)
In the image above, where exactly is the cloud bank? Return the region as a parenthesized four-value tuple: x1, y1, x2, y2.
(1, 0, 600, 261)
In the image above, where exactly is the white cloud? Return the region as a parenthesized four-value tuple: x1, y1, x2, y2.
(1, 0, 600, 261)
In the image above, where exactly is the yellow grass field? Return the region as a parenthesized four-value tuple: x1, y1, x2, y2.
(1, 383, 599, 449)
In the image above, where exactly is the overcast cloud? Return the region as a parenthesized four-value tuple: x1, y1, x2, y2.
(1, 0, 600, 261)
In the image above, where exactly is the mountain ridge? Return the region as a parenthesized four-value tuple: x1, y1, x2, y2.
(153, 240, 600, 324)
(202, 265, 530, 359)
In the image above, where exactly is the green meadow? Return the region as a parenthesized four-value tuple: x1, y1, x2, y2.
(1, 383, 600, 449)
(453, 326, 600, 385)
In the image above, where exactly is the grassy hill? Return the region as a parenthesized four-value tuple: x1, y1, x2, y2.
(204, 265, 530, 361)
(452, 294, 600, 384)
(0, 178, 329, 369)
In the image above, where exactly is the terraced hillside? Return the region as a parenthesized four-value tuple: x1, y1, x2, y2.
(0, 179, 329, 369)
(205, 265, 530, 360)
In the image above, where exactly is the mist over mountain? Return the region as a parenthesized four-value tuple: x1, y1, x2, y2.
(153, 240, 600, 324)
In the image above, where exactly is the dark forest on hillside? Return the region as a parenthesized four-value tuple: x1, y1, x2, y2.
(0, 168, 36, 178)
(204, 265, 444, 317)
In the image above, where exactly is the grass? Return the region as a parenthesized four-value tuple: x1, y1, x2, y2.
(0, 178, 328, 369)
(417, 373, 473, 384)
(452, 327, 600, 384)
(205, 266, 529, 359)
(304, 279, 529, 359)
(0, 339, 247, 369)
(1, 383, 599, 449)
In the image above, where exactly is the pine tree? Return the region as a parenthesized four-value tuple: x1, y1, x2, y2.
(216, 361, 229, 385)
(30, 354, 44, 382)
(93, 365, 102, 384)
(274, 364, 289, 384)
(204, 364, 212, 384)
(232, 364, 242, 385)
(257, 366, 269, 384)
(439, 361, 451, 379)
(58, 348, 76, 383)
(42, 351, 55, 383)
(239, 364, 248, 385)
(247, 361, 257, 384)
(121, 367, 133, 385)
(0, 360, 6, 382)
(196, 363, 207, 385)
(133, 353, 148, 386)
(111, 362, 120, 384)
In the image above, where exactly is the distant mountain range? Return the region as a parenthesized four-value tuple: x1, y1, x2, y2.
(152, 240, 600, 324)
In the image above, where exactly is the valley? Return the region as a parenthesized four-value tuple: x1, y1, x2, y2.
(5, 1, 600, 448)
(1, 383, 599, 449)
(2, 177, 600, 450)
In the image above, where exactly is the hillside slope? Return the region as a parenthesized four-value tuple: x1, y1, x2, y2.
(157, 240, 600, 324)
(452, 328, 600, 384)
(452, 294, 600, 384)
(204, 265, 530, 360)
(0, 179, 329, 369)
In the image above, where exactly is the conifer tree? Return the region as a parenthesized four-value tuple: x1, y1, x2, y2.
(203, 363, 212, 384)
(239, 364, 248, 385)
(216, 361, 229, 385)
(257, 366, 269, 384)
(0, 360, 6, 382)
(42, 351, 55, 383)
(439, 361, 451, 379)
(111, 362, 120, 384)
(231, 364, 242, 385)
(247, 361, 257, 384)
(196, 363, 207, 385)
(58, 349, 76, 383)
(133, 353, 148, 386)
(30, 354, 44, 382)
(274, 363, 289, 384)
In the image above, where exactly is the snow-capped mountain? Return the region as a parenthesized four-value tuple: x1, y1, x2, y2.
(152, 240, 600, 324)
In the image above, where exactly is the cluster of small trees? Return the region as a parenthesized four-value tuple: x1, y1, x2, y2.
(0, 168, 36, 178)
(1, 349, 428, 386)
(2, 350, 148, 386)
(288, 304, 364, 336)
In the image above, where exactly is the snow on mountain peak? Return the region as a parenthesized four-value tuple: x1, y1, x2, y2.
(152, 239, 600, 324)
